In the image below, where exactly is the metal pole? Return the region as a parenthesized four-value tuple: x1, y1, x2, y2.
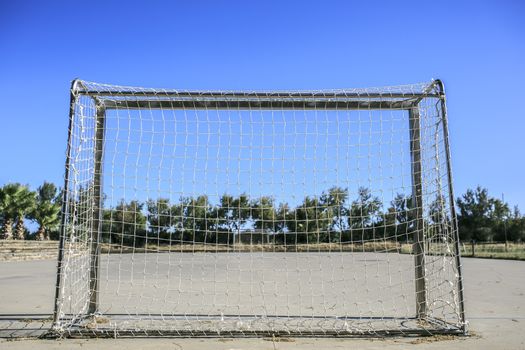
(435, 79, 467, 333)
(52, 79, 80, 326)
(502, 193, 508, 252)
(75, 89, 441, 100)
(409, 106, 427, 319)
(88, 102, 106, 314)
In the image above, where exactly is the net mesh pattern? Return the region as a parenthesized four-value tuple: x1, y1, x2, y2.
(52, 80, 465, 337)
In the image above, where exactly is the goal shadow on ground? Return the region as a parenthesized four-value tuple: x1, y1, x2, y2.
(0, 314, 52, 338)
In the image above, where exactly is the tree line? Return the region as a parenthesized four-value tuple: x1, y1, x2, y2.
(1, 182, 524, 244)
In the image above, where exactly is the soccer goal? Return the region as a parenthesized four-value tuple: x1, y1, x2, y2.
(50, 79, 466, 337)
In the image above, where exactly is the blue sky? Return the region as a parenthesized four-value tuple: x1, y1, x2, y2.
(0, 0, 524, 210)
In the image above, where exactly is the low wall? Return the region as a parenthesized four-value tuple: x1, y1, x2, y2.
(0, 240, 58, 261)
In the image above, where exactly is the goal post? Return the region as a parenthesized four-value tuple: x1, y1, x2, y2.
(51, 79, 466, 337)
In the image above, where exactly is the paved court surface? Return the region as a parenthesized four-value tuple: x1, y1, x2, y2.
(0, 257, 524, 349)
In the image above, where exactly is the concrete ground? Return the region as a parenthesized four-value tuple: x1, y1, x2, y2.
(0, 257, 524, 349)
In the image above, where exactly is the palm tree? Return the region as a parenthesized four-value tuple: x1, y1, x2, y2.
(30, 182, 61, 240)
(0, 187, 11, 239)
(32, 201, 60, 240)
(0, 183, 31, 240)
(12, 185, 36, 240)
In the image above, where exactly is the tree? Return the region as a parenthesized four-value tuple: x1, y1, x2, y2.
(13, 186, 36, 240)
(287, 196, 330, 244)
(216, 194, 251, 244)
(487, 197, 509, 242)
(274, 203, 290, 234)
(271, 203, 292, 244)
(32, 201, 61, 240)
(38, 182, 59, 202)
(385, 193, 414, 241)
(1, 184, 21, 239)
(381, 206, 398, 240)
(30, 182, 61, 240)
(0, 183, 36, 240)
(426, 194, 454, 243)
(429, 195, 447, 225)
(505, 206, 525, 242)
(457, 188, 525, 243)
(146, 198, 172, 243)
(0, 187, 8, 239)
(456, 186, 500, 241)
(320, 187, 349, 241)
(251, 196, 277, 232)
(348, 187, 382, 241)
(103, 200, 147, 247)
(176, 195, 215, 243)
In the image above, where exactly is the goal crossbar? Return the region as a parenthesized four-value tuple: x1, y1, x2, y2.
(73, 79, 442, 111)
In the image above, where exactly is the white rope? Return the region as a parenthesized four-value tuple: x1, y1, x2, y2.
(54, 80, 464, 336)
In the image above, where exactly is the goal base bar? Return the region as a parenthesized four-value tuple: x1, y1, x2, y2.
(46, 314, 466, 338)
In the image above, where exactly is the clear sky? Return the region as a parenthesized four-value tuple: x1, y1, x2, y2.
(0, 0, 524, 210)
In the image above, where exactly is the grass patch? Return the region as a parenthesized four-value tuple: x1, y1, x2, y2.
(95, 241, 525, 261)
(461, 242, 525, 261)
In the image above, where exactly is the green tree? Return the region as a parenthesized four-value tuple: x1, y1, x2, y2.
(1, 184, 22, 239)
(490, 197, 512, 242)
(216, 194, 251, 244)
(38, 182, 59, 202)
(176, 195, 215, 243)
(347, 187, 382, 241)
(103, 200, 147, 247)
(30, 182, 61, 240)
(251, 196, 277, 232)
(0, 187, 9, 239)
(456, 186, 501, 241)
(381, 206, 398, 240)
(505, 206, 525, 242)
(320, 187, 349, 241)
(491, 201, 525, 242)
(14, 186, 36, 240)
(146, 198, 172, 243)
(287, 196, 330, 244)
(271, 203, 292, 244)
(426, 194, 455, 244)
(386, 193, 414, 241)
(429, 195, 447, 225)
(275, 203, 290, 234)
(0, 184, 36, 240)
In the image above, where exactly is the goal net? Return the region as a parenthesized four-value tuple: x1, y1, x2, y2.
(51, 79, 466, 337)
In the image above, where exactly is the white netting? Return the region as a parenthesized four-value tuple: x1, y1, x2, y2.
(52, 80, 465, 337)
